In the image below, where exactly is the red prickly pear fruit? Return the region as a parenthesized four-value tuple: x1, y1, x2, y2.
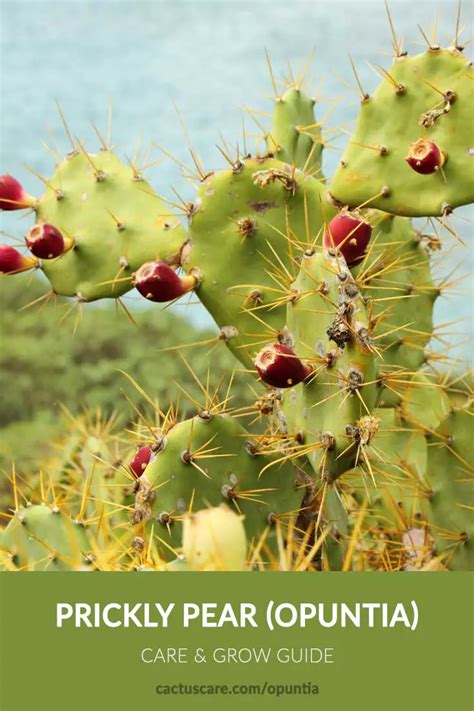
(133, 261, 196, 302)
(254, 343, 312, 388)
(0, 244, 38, 274)
(0, 175, 36, 210)
(324, 211, 372, 266)
(130, 445, 152, 478)
(25, 223, 73, 259)
(405, 138, 445, 175)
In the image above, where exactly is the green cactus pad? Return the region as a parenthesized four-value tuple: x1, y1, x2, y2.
(132, 412, 304, 554)
(36, 150, 186, 301)
(351, 213, 437, 387)
(282, 250, 377, 479)
(344, 407, 427, 529)
(399, 371, 451, 431)
(266, 87, 323, 177)
(341, 373, 449, 526)
(0, 504, 92, 571)
(187, 157, 335, 368)
(331, 49, 474, 216)
(422, 407, 474, 570)
(45, 413, 129, 524)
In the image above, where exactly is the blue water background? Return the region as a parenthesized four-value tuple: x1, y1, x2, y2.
(1, 0, 472, 362)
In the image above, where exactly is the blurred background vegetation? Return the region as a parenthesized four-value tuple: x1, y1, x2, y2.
(0, 274, 254, 480)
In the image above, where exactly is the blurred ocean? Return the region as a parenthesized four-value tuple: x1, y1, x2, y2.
(0, 0, 472, 361)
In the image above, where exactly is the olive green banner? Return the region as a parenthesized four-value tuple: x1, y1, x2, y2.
(0, 572, 472, 711)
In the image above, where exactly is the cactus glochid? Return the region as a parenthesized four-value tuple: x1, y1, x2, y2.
(1, 4, 473, 572)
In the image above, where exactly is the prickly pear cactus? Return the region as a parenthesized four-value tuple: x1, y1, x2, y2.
(186, 157, 336, 368)
(422, 406, 474, 570)
(0, 146, 187, 302)
(331, 49, 474, 216)
(37, 150, 187, 301)
(327, 376, 464, 570)
(281, 249, 377, 480)
(344, 407, 428, 529)
(131, 411, 305, 555)
(352, 213, 437, 383)
(0, 504, 92, 571)
(266, 87, 323, 176)
(1, 4, 473, 573)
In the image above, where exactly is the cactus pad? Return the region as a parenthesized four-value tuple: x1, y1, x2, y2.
(0, 504, 92, 571)
(187, 157, 335, 368)
(132, 412, 305, 554)
(352, 212, 437, 391)
(35, 150, 186, 301)
(331, 49, 474, 216)
(266, 87, 323, 176)
(281, 250, 377, 480)
(422, 407, 474, 570)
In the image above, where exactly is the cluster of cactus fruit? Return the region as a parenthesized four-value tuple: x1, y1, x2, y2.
(1, 6, 473, 572)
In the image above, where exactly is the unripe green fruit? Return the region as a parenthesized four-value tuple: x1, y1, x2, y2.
(183, 506, 247, 571)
